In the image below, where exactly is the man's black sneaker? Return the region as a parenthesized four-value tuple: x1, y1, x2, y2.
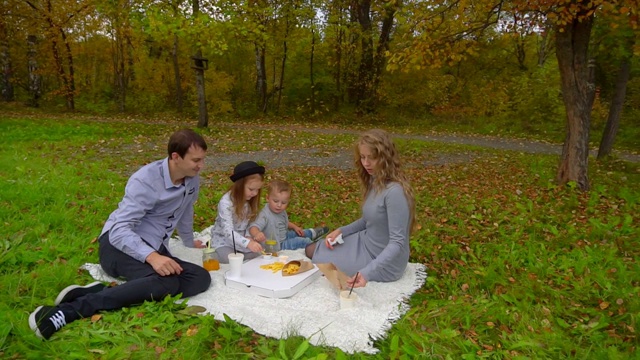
(54, 281, 105, 305)
(311, 226, 330, 240)
(29, 306, 68, 340)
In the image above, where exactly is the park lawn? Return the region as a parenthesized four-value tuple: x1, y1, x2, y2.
(0, 113, 638, 359)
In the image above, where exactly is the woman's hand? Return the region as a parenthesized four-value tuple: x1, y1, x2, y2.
(324, 229, 342, 250)
(346, 273, 367, 288)
(247, 240, 264, 253)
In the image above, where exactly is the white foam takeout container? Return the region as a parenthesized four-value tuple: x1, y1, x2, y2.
(224, 257, 320, 298)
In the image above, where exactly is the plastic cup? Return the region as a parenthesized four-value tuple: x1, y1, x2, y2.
(340, 290, 358, 309)
(228, 253, 244, 278)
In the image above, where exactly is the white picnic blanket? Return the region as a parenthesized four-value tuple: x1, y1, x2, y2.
(81, 235, 427, 354)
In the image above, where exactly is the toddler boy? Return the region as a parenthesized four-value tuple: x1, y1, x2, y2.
(249, 179, 328, 250)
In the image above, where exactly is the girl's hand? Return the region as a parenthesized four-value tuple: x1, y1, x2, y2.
(247, 240, 263, 253)
(324, 229, 342, 250)
(346, 273, 367, 288)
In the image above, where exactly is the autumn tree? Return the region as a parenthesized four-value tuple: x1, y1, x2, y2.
(592, 5, 638, 158)
(347, 0, 400, 113)
(389, 0, 638, 191)
(0, 1, 14, 102)
(22, 0, 94, 110)
(96, 0, 135, 112)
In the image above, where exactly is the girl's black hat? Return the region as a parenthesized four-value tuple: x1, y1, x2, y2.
(230, 161, 265, 182)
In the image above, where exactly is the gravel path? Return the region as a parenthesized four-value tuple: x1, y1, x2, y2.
(207, 124, 639, 170)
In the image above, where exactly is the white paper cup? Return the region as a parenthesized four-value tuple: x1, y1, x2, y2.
(278, 255, 289, 263)
(228, 253, 244, 278)
(340, 290, 358, 309)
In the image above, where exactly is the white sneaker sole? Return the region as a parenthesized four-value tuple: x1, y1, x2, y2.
(54, 281, 103, 305)
(28, 305, 44, 339)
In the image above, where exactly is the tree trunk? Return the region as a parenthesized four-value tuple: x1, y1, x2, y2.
(310, 27, 316, 114)
(276, 15, 289, 115)
(114, 25, 126, 112)
(555, 12, 595, 191)
(255, 43, 267, 113)
(333, 23, 344, 111)
(330, 1, 347, 111)
(372, 3, 395, 94)
(26, 34, 41, 107)
(0, 16, 14, 102)
(60, 29, 75, 110)
(172, 34, 183, 112)
(537, 23, 554, 67)
(41, 0, 74, 110)
(352, 0, 374, 112)
(276, 39, 287, 114)
(192, 0, 208, 128)
(349, 0, 396, 113)
(598, 58, 631, 159)
(193, 49, 208, 128)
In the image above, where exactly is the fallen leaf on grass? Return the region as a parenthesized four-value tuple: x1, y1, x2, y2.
(599, 302, 610, 310)
(90, 314, 102, 323)
(178, 305, 207, 315)
(186, 325, 199, 336)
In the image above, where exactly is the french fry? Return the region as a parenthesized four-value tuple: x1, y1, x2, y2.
(283, 264, 300, 275)
(259, 261, 285, 273)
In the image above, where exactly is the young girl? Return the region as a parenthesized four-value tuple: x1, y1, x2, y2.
(210, 161, 266, 263)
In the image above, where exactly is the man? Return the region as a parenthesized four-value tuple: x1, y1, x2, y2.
(29, 129, 211, 340)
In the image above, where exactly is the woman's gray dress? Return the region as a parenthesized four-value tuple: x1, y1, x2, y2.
(312, 182, 411, 282)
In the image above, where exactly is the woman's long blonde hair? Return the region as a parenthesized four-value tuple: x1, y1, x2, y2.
(354, 129, 415, 232)
(229, 173, 263, 222)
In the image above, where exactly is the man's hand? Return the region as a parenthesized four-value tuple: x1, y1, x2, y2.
(146, 252, 183, 276)
(193, 239, 207, 248)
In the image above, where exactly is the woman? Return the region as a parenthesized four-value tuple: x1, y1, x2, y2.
(306, 129, 415, 288)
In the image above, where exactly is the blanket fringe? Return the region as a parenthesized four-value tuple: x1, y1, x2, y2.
(367, 263, 427, 349)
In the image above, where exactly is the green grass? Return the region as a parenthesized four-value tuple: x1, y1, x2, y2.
(1, 112, 638, 359)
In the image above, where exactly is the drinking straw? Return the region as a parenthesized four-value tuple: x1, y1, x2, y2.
(232, 231, 237, 255)
(349, 272, 359, 297)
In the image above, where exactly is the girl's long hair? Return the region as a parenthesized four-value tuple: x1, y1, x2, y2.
(354, 129, 416, 232)
(229, 173, 263, 222)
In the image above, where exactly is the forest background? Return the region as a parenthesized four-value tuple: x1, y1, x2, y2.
(1, 0, 639, 151)
(1, 0, 640, 358)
